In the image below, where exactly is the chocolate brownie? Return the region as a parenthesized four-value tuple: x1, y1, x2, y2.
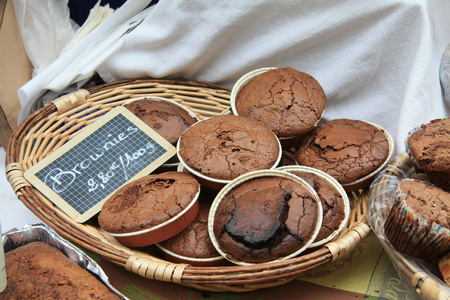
(212, 176, 320, 264)
(178, 115, 280, 181)
(292, 171, 346, 243)
(295, 118, 390, 186)
(406, 118, 450, 190)
(98, 171, 199, 234)
(158, 199, 220, 260)
(125, 98, 197, 145)
(384, 179, 450, 260)
(235, 67, 326, 137)
(0, 242, 120, 299)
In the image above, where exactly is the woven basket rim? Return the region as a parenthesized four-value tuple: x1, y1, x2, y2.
(5, 77, 371, 293)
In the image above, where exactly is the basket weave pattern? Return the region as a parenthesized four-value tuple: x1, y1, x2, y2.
(6, 78, 370, 292)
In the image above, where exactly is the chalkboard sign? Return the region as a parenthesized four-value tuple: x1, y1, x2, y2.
(24, 106, 176, 223)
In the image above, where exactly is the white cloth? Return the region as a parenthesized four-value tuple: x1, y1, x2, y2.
(97, 0, 450, 155)
(0, 148, 41, 233)
(16, 0, 153, 124)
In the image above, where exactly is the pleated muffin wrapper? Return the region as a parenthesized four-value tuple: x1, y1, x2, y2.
(208, 169, 323, 266)
(154, 243, 227, 267)
(230, 67, 325, 149)
(383, 180, 450, 261)
(176, 116, 283, 191)
(1, 223, 127, 299)
(277, 165, 351, 248)
(105, 186, 200, 248)
(122, 96, 199, 171)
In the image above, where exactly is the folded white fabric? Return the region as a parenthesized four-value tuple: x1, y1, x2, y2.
(16, 0, 153, 125)
(97, 0, 450, 155)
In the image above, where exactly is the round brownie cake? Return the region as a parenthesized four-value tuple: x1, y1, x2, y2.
(98, 171, 200, 234)
(295, 118, 390, 187)
(290, 171, 347, 244)
(157, 198, 222, 263)
(384, 179, 450, 261)
(406, 118, 450, 190)
(234, 67, 326, 137)
(212, 176, 320, 264)
(125, 98, 197, 145)
(177, 115, 280, 181)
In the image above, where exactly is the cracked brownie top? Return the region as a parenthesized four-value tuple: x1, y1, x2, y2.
(178, 115, 280, 180)
(235, 67, 326, 137)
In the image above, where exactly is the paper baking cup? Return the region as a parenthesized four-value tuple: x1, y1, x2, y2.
(277, 165, 350, 248)
(106, 187, 200, 248)
(230, 67, 325, 145)
(176, 118, 283, 191)
(384, 190, 450, 261)
(123, 96, 199, 169)
(208, 169, 322, 266)
(154, 243, 227, 267)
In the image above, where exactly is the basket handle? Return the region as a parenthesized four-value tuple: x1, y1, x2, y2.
(51, 89, 90, 114)
(411, 271, 450, 299)
(325, 221, 371, 261)
(125, 255, 189, 284)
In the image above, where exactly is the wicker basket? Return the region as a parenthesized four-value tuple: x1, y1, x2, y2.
(5, 78, 371, 292)
(368, 153, 450, 300)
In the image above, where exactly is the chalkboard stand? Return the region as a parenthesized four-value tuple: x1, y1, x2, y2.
(24, 106, 176, 223)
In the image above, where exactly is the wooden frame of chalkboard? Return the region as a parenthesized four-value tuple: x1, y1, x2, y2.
(24, 106, 176, 223)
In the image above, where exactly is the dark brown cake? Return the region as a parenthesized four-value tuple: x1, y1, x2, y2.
(384, 179, 450, 261)
(0, 242, 120, 299)
(125, 98, 197, 145)
(98, 171, 199, 234)
(295, 118, 390, 187)
(406, 118, 450, 190)
(178, 115, 280, 181)
(292, 171, 346, 243)
(212, 176, 320, 264)
(235, 67, 326, 137)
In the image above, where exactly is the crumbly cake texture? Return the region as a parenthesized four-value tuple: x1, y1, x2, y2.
(407, 118, 450, 190)
(98, 171, 199, 233)
(125, 99, 197, 145)
(178, 115, 280, 180)
(0, 242, 120, 300)
(384, 179, 450, 261)
(396, 180, 449, 228)
(295, 118, 390, 184)
(159, 200, 219, 259)
(235, 67, 326, 137)
(213, 177, 319, 263)
(293, 172, 345, 242)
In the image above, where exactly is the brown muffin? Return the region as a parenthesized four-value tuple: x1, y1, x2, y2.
(157, 199, 222, 263)
(295, 118, 391, 189)
(125, 98, 197, 145)
(291, 171, 347, 244)
(406, 118, 450, 190)
(384, 179, 450, 261)
(0, 242, 120, 299)
(98, 171, 199, 234)
(212, 176, 320, 264)
(235, 67, 326, 137)
(178, 115, 280, 181)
